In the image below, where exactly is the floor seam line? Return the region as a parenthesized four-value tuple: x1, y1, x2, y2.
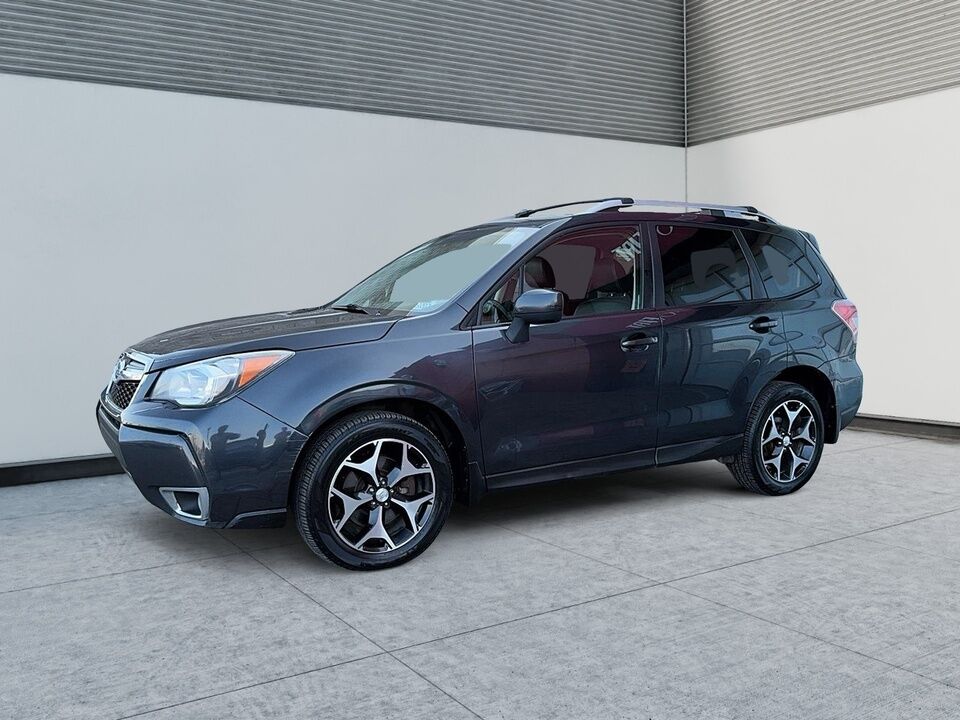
(0, 549, 244, 596)
(477, 518, 658, 583)
(891, 639, 960, 672)
(687, 494, 960, 539)
(825, 439, 917, 455)
(0, 500, 144, 523)
(688, 498, 845, 531)
(473, 503, 960, 589)
(652, 503, 960, 586)
(391, 583, 668, 653)
(847, 505, 960, 537)
(386, 654, 486, 720)
(668, 583, 960, 693)
(655, 535, 853, 584)
(111, 651, 388, 720)
(237, 544, 485, 720)
(848, 534, 960, 567)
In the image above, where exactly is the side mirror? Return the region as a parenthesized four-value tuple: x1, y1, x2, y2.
(505, 289, 563, 343)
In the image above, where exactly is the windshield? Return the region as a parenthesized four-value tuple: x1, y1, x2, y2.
(330, 224, 544, 316)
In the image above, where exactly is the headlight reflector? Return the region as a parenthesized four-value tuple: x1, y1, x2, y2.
(150, 350, 292, 407)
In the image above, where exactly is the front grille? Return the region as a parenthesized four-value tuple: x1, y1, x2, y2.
(109, 380, 139, 409)
(105, 352, 148, 412)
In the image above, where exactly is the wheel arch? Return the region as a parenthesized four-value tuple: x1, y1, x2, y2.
(770, 365, 839, 443)
(289, 382, 483, 508)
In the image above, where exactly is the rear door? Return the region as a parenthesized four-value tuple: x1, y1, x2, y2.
(650, 222, 789, 451)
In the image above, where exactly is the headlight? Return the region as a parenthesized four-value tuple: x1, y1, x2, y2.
(150, 350, 293, 407)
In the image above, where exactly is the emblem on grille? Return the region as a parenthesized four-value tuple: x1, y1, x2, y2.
(113, 354, 145, 382)
(106, 353, 146, 412)
(111, 356, 126, 383)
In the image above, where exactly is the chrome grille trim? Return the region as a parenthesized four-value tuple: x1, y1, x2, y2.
(103, 350, 154, 413)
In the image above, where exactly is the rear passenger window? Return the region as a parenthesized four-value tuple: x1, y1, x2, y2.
(742, 231, 819, 297)
(656, 226, 752, 306)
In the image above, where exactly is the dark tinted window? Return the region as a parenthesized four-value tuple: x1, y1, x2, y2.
(657, 226, 752, 306)
(742, 231, 819, 297)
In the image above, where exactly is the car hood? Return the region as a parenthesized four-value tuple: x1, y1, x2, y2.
(131, 307, 397, 370)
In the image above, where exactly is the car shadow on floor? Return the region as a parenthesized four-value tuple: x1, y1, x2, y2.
(124, 461, 745, 570)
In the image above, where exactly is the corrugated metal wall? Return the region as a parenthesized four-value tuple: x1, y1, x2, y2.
(687, 0, 960, 144)
(0, 0, 685, 145)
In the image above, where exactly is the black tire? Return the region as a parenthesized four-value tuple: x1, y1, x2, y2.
(729, 381, 824, 495)
(294, 410, 453, 570)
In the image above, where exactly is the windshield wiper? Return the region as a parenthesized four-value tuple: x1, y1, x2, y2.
(330, 303, 376, 315)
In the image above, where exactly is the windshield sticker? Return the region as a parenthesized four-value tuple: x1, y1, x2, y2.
(494, 227, 539, 247)
(410, 299, 447, 313)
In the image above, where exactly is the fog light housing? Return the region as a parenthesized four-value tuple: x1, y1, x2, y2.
(159, 486, 210, 521)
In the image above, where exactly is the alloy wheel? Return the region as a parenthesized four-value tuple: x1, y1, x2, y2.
(759, 400, 818, 484)
(327, 437, 436, 553)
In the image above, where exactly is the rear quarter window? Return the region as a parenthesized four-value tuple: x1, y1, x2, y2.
(742, 230, 820, 297)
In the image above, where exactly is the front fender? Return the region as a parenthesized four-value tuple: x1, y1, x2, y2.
(238, 327, 481, 470)
(298, 381, 483, 467)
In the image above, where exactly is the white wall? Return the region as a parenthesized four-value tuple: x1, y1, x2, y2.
(0, 73, 685, 464)
(689, 86, 960, 424)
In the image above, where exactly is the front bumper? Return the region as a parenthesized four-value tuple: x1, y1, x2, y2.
(97, 393, 307, 528)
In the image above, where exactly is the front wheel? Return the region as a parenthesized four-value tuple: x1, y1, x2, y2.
(294, 411, 453, 570)
(728, 381, 824, 495)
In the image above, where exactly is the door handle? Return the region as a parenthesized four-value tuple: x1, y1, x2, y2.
(621, 334, 659, 351)
(749, 316, 779, 333)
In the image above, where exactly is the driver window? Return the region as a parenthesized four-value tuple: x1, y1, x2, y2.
(479, 226, 642, 325)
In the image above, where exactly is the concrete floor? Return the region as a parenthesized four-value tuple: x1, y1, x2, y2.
(3, 429, 960, 719)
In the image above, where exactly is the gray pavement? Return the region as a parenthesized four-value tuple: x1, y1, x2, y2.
(3, 429, 960, 719)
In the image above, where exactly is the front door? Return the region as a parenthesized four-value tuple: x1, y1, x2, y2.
(650, 222, 789, 449)
(472, 224, 661, 480)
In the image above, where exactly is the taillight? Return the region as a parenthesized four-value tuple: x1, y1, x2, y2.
(832, 299, 859, 341)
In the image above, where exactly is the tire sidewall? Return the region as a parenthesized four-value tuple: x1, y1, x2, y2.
(749, 384, 824, 494)
(301, 417, 453, 570)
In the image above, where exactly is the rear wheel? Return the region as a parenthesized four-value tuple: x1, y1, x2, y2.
(729, 381, 824, 495)
(294, 411, 452, 570)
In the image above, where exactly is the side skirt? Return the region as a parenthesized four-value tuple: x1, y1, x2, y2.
(485, 448, 656, 490)
(484, 435, 743, 491)
(655, 435, 742, 467)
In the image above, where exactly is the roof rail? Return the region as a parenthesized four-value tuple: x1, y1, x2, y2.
(619, 199, 778, 223)
(509, 198, 776, 223)
(514, 197, 634, 218)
